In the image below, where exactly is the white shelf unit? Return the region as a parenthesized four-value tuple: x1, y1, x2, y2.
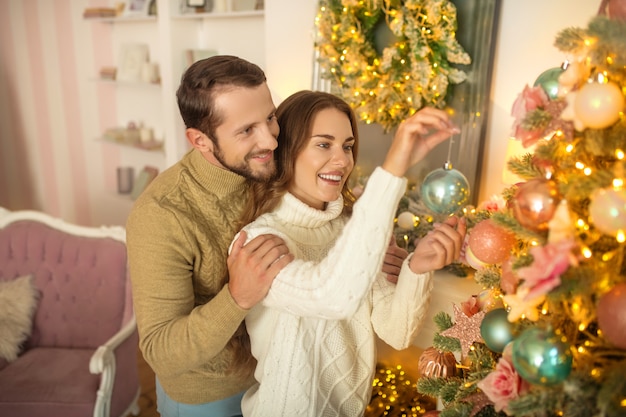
(87, 0, 266, 172)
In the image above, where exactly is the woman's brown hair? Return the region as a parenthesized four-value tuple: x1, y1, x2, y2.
(239, 90, 360, 228)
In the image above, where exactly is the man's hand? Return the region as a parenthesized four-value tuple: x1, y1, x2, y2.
(227, 231, 293, 309)
(409, 216, 467, 275)
(382, 237, 409, 284)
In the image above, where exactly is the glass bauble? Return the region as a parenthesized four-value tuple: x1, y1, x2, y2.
(512, 327, 573, 385)
(477, 289, 504, 312)
(597, 283, 626, 349)
(513, 178, 560, 232)
(468, 219, 517, 264)
(589, 187, 626, 235)
(480, 308, 514, 353)
(574, 81, 624, 130)
(420, 166, 470, 215)
(533, 67, 564, 100)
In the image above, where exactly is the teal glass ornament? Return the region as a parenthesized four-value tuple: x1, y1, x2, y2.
(533, 66, 564, 100)
(480, 308, 514, 353)
(512, 327, 573, 386)
(420, 162, 470, 215)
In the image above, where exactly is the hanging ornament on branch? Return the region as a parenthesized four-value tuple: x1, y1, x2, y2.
(513, 178, 561, 232)
(511, 327, 573, 386)
(561, 73, 625, 131)
(420, 134, 471, 215)
(534, 66, 566, 100)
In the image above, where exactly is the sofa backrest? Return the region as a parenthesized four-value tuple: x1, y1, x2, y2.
(0, 213, 131, 350)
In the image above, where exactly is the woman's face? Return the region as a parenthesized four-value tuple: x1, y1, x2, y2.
(289, 107, 355, 210)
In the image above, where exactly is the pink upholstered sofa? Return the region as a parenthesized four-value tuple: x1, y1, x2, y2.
(0, 208, 140, 417)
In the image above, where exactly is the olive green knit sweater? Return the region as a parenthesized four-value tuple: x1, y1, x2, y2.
(126, 149, 255, 404)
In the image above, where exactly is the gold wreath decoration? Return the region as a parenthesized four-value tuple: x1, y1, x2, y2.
(315, 0, 471, 132)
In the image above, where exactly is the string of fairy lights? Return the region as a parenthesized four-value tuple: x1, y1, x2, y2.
(314, 0, 471, 132)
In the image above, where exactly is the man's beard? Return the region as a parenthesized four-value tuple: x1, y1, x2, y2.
(213, 146, 275, 182)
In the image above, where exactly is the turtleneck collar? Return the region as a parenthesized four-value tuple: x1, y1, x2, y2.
(273, 192, 345, 229)
(187, 149, 248, 197)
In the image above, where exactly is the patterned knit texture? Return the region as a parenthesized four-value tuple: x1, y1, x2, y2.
(127, 149, 255, 404)
(239, 168, 433, 417)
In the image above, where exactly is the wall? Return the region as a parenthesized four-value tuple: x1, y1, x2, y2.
(0, 0, 601, 226)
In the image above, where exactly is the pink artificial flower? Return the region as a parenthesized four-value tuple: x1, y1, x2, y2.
(499, 256, 520, 295)
(461, 295, 481, 317)
(478, 195, 507, 212)
(510, 85, 549, 148)
(351, 184, 364, 198)
(477, 344, 529, 414)
(516, 239, 578, 300)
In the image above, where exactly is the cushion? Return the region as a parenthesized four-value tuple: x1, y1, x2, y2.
(0, 275, 39, 361)
(0, 347, 99, 417)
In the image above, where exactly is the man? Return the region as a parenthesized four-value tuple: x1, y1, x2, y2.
(126, 55, 293, 417)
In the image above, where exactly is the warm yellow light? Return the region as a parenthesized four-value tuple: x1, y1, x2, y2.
(578, 323, 586, 331)
(617, 230, 625, 243)
(575, 162, 585, 169)
(582, 247, 592, 258)
(616, 149, 624, 159)
(614, 178, 624, 189)
(584, 167, 592, 175)
(566, 144, 574, 152)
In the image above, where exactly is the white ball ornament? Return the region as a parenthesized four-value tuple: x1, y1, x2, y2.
(397, 211, 417, 230)
(574, 81, 624, 130)
(589, 187, 626, 235)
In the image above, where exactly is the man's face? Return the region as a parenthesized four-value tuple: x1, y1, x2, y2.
(211, 84, 279, 181)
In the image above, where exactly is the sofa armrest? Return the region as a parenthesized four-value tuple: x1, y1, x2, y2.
(89, 316, 137, 417)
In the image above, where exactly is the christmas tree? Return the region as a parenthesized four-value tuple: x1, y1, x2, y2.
(415, 8, 626, 417)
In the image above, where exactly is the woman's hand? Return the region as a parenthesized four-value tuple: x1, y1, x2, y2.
(382, 107, 460, 177)
(408, 216, 467, 275)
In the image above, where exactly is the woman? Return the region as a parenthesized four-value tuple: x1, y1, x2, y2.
(230, 91, 466, 416)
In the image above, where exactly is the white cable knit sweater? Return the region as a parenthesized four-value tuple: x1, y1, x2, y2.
(237, 167, 434, 417)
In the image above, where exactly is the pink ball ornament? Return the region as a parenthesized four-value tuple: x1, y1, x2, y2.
(468, 219, 517, 264)
(513, 178, 560, 232)
(574, 81, 625, 130)
(597, 283, 626, 349)
(464, 245, 488, 270)
(589, 187, 626, 235)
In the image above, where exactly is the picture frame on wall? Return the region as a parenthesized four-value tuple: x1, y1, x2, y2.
(117, 43, 150, 82)
(123, 0, 151, 16)
(186, 0, 207, 6)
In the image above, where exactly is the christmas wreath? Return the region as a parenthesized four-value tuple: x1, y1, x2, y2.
(315, 0, 471, 132)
